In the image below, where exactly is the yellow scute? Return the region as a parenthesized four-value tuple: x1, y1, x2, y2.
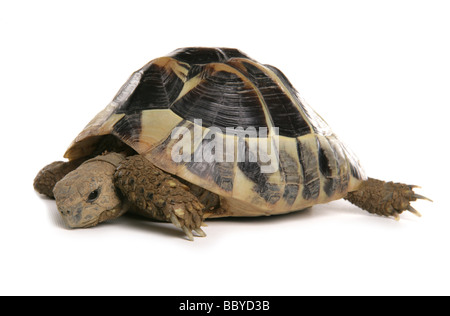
(138, 110, 183, 153)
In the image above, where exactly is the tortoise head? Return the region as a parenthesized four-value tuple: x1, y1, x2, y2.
(53, 153, 126, 228)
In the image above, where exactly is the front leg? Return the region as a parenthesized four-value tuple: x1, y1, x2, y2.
(114, 155, 206, 241)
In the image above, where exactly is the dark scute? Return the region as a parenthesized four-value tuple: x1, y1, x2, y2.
(187, 159, 234, 192)
(296, 139, 320, 200)
(237, 140, 280, 204)
(168, 47, 249, 64)
(169, 47, 223, 64)
(237, 154, 263, 184)
(213, 162, 234, 192)
(241, 61, 312, 137)
(326, 140, 349, 193)
(350, 162, 363, 180)
(323, 177, 335, 198)
(317, 139, 338, 197)
(219, 48, 250, 60)
(204, 130, 234, 192)
(186, 133, 234, 192)
(279, 150, 300, 184)
(278, 151, 300, 204)
(186, 64, 204, 80)
(171, 70, 268, 131)
(187, 160, 212, 179)
(259, 183, 281, 204)
(186, 135, 213, 177)
(113, 112, 142, 144)
(264, 64, 299, 95)
(283, 184, 299, 205)
(116, 63, 184, 114)
(238, 159, 281, 204)
(317, 140, 331, 178)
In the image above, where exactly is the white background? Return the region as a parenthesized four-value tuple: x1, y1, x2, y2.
(1, 0, 448, 296)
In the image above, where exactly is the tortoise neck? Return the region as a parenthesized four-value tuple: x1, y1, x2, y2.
(82, 152, 127, 168)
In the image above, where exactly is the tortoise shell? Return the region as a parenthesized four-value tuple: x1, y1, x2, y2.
(65, 47, 366, 217)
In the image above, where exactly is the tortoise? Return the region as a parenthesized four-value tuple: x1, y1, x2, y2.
(34, 47, 430, 240)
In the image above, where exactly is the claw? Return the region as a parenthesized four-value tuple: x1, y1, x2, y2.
(407, 205, 422, 218)
(408, 184, 421, 189)
(194, 228, 206, 237)
(393, 213, 401, 221)
(170, 213, 182, 228)
(413, 194, 433, 202)
(182, 226, 194, 241)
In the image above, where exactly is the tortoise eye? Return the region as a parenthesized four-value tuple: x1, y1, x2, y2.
(87, 189, 100, 202)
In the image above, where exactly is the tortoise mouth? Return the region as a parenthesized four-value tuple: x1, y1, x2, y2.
(97, 203, 126, 225)
(66, 203, 125, 229)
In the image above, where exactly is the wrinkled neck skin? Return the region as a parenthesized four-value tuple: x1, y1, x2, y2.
(53, 153, 128, 228)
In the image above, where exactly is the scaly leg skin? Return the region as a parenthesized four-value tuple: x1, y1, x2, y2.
(345, 177, 432, 220)
(34, 158, 84, 199)
(114, 155, 206, 241)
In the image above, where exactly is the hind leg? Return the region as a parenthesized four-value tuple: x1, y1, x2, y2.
(345, 177, 431, 220)
(34, 159, 84, 198)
